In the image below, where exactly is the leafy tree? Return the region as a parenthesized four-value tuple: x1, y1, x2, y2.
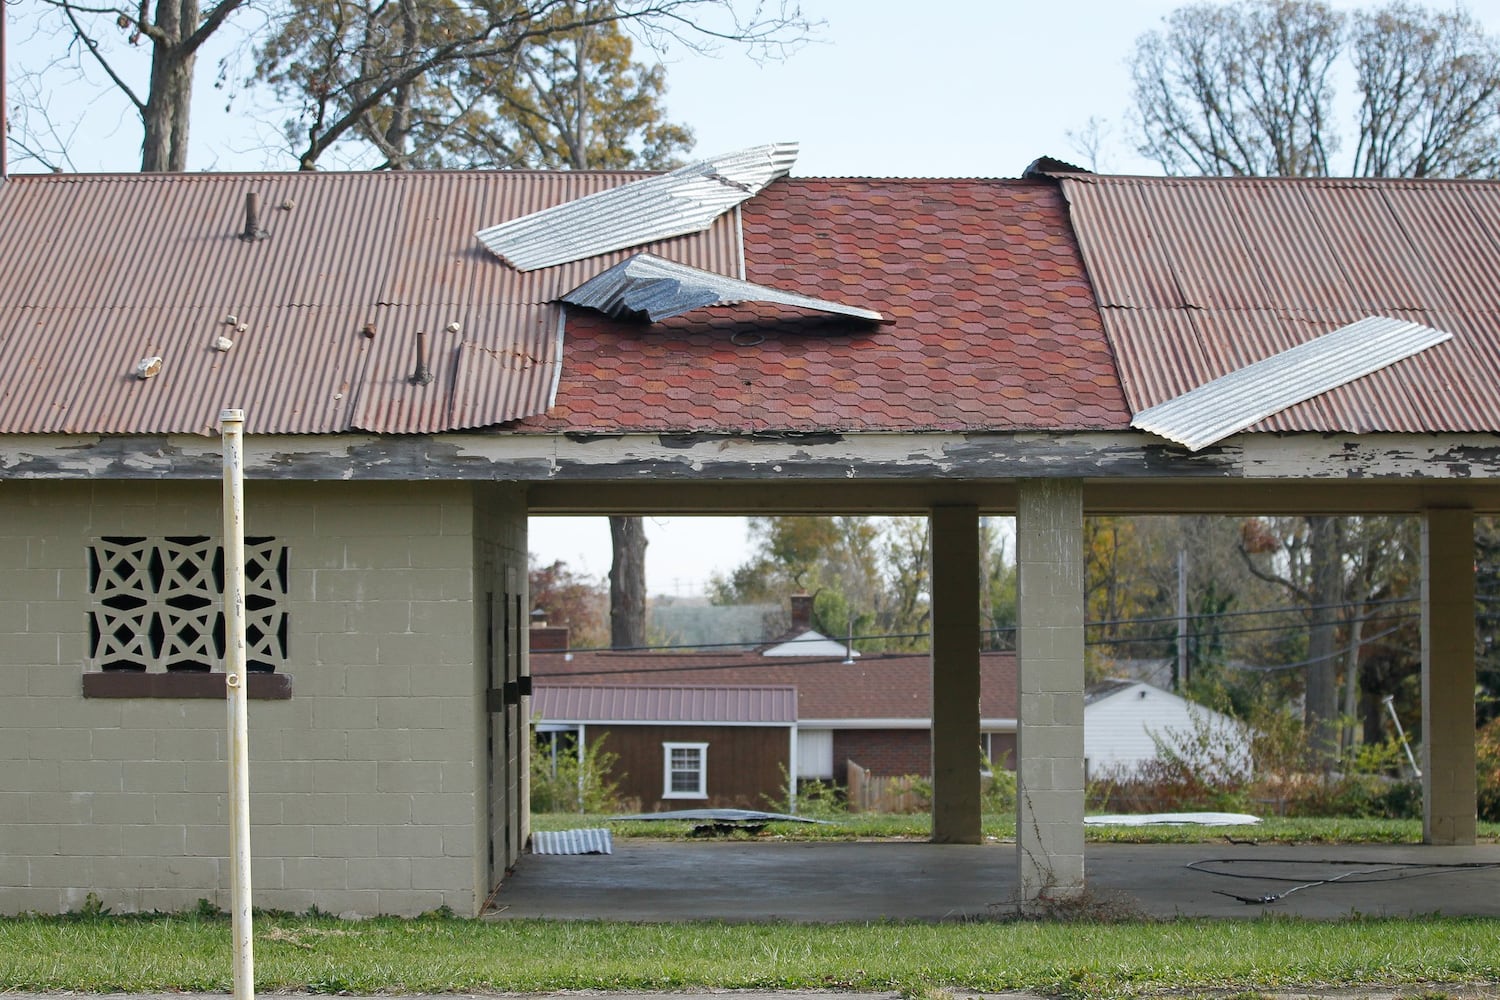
(528, 555, 608, 648)
(711, 515, 952, 653)
(9, 0, 808, 173)
(254, 0, 806, 170)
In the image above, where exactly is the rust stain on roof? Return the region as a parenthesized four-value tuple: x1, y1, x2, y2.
(0, 170, 739, 436)
(1060, 174, 1500, 435)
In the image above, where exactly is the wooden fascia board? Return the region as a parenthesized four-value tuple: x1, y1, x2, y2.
(4, 431, 1500, 513)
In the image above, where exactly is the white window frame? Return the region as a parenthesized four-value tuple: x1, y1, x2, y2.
(662, 741, 709, 800)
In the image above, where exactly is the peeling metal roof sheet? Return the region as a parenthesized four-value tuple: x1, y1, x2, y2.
(532, 684, 797, 725)
(561, 253, 884, 323)
(1131, 317, 1453, 451)
(0, 170, 739, 435)
(476, 142, 797, 271)
(1058, 174, 1500, 434)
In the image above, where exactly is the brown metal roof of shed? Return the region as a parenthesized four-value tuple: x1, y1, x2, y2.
(0, 170, 740, 436)
(1059, 174, 1500, 435)
(532, 684, 797, 724)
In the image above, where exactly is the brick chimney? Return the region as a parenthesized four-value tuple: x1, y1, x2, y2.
(789, 593, 814, 632)
(528, 608, 571, 652)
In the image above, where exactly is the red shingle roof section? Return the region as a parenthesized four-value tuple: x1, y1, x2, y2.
(531, 650, 1019, 721)
(522, 178, 1130, 433)
(1061, 174, 1500, 434)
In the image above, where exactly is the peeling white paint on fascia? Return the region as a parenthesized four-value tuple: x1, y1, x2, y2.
(7, 431, 1500, 484)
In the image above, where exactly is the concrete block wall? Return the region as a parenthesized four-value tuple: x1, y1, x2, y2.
(0, 479, 494, 916)
(1015, 480, 1086, 899)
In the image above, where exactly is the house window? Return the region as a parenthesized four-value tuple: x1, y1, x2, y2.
(662, 742, 708, 799)
(82, 536, 291, 699)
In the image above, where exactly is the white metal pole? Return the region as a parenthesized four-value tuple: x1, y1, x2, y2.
(221, 408, 254, 1000)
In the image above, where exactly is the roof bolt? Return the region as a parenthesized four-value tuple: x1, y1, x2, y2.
(408, 331, 434, 386)
(446, 321, 461, 334)
(134, 356, 163, 380)
(214, 336, 234, 352)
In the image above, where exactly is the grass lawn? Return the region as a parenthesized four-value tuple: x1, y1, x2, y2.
(2, 910, 1499, 999)
(6, 818, 1497, 998)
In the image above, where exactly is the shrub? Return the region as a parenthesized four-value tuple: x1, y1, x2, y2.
(529, 731, 625, 813)
(1480, 717, 1500, 823)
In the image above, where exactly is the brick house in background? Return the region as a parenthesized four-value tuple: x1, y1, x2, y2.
(530, 599, 1020, 805)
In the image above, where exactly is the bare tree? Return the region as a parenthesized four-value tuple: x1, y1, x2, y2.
(27, 0, 249, 171)
(608, 515, 647, 648)
(1131, 0, 1341, 177)
(1131, 0, 1500, 180)
(1350, 3, 1500, 178)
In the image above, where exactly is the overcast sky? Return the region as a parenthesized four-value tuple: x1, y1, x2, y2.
(10, 0, 1500, 592)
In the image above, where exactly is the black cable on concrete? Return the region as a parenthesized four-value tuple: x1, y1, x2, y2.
(1186, 857, 1500, 905)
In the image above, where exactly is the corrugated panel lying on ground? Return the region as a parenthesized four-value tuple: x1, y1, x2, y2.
(1131, 317, 1453, 451)
(562, 253, 884, 323)
(1059, 174, 1500, 434)
(532, 685, 797, 725)
(531, 829, 612, 855)
(477, 143, 795, 271)
(0, 170, 739, 436)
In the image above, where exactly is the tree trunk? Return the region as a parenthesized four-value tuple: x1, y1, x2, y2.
(608, 515, 647, 648)
(1305, 516, 1342, 769)
(1340, 611, 1364, 754)
(140, 0, 198, 172)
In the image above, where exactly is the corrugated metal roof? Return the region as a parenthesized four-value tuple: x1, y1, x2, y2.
(476, 143, 796, 271)
(1059, 174, 1500, 434)
(1132, 317, 1452, 451)
(0, 170, 741, 435)
(562, 253, 883, 323)
(532, 684, 797, 724)
(532, 651, 1020, 722)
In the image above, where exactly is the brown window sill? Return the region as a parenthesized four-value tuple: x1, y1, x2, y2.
(83, 672, 293, 700)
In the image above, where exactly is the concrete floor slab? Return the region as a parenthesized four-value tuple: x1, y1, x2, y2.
(488, 839, 1500, 922)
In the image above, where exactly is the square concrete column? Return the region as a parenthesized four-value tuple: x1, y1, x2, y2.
(1422, 508, 1477, 845)
(930, 505, 982, 844)
(1016, 480, 1085, 899)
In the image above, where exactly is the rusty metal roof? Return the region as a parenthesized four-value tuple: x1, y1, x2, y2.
(561, 253, 884, 323)
(1132, 317, 1453, 451)
(0, 170, 740, 436)
(476, 142, 797, 271)
(532, 684, 797, 725)
(1059, 174, 1500, 434)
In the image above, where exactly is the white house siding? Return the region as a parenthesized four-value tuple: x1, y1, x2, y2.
(1083, 682, 1250, 780)
(0, 479, 526, 917)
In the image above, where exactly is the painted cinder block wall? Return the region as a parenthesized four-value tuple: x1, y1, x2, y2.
(0, 478, 525, 916)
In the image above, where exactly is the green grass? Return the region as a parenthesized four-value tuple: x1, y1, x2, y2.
(2, 911, 1497, 998)
(532, 811, 1500, 845)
